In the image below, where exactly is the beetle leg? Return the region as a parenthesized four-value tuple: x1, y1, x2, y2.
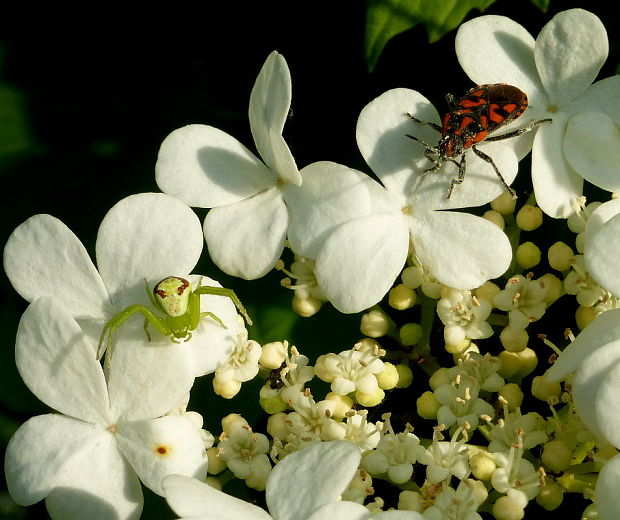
(472, 146, 517, 198)
(485, 118, 552, 142)
(404, 113, 442, 133)
(447, 155, 468, 199)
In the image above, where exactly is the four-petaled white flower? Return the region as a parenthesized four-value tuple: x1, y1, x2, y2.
(3, 192, 244, 376)
(456, 8, 620, 217)
(155, 52, 366, 282)
(164, 441, 425, 520)
(290, 88, 512, 313)
(5, 298, 207, 520)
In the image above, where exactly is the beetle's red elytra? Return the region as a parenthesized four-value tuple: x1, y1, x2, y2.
(406, 83, 551, 199)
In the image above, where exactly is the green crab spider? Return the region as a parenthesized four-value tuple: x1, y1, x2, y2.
(97, 276, 252, 359)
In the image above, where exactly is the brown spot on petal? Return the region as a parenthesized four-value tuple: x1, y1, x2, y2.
(154, 445, 171, 456)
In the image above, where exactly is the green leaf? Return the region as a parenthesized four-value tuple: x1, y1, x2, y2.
(365, 0, 497, 71)
(530, 0, 550, 12)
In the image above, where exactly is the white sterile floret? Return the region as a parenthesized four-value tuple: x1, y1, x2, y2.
(316, 342, 386, 396)
(448, 352, 505, 393)
(436, 289, 493, 347)
(434, 375, 495, 430)
(361, 414, 419, 484)
(4, 299, 207, 520)
(286, 87, 512, 313)
(2, 193, 244, 377)
(456, 9, 620, 218)
(213, 331, 262, 398)
(493, 274, 548, 330)
(416, 426, 471, 484)
(422, 480, 486, 520)
(164, 441, 426, 520)
(217, 418, 272, 491)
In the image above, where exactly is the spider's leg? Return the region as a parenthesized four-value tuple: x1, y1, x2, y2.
(472, 145, 517, 198)
(97, 304, 172, 359)
(193, 285, 252, 325)
(485, 118, 552, 142)
(200, 311, 227, 329)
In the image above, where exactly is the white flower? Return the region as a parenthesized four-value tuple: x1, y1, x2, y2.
(155, 52, 363, 282)
(487, 409, 547, 453)
(316, 343, 386, 396)
(449, 352, 504, 393)
(3, 192, 244, 376)
(545, 304, 620, 519)
(343, 410, 382, 452)
(5, 298, 206, 520)
(213, 331, 262, 397)
(434, 376, 494, 430)
(361, 415, 419, 484)
(436, 289, 493, 346)
(416, 427, 471, 484)
(163, 441, 426, 520)
(155, 51, 297, 279)
(456, 9, 620, 217)
(285, 391, 345, 441)
(491, 449, 541, 503)
(493, 274, 547, 329)
(292, 88, 512, 313)
(422, 480, 485, 520)
(582, 198, 620, 299)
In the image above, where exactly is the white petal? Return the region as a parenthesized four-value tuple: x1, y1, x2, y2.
(585, 212, 620, 297)
(584, 198, 620, 240)
(45, 428, 142, 520)
(569, 75, 620, 120)
(411, 210, 511, 289)
(356, 88, 439, 194)
(96, 193, 204, 309)
(546, 308, 620, 382)
(182, 275, 248, 376)
(589, 358, 620, 446)
(455, 15, 543, 100)
(409, 141, 519, 211)
(203, 187, 287, 279)
(116, 415, 208, 496)
(3, 214, 109, 319)
(266, 441, 361, 520)
(249, 51, 300, 185)
(564, 112, 620, 192)
(306, 501, 371, 520)
(155, 124, 276, 207)
(107, 336, 195, 422)
(163, 474, 272, 520)
(315, 213, 410, 313)
(285, 162, 375, 258)
(534, 9, 608, 106)
(531, 114, 583, 218)
(5, 414, 106, 506)
(595, 453, 620, 520)
(16, 298, 110, 423)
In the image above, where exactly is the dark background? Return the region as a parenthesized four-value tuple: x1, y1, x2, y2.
(0, 2, 617, 518)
